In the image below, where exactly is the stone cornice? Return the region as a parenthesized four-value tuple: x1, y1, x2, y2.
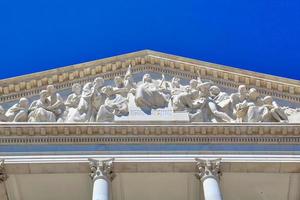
(0, 123, 299, 145)
(1, 50, 300, 103)
(1, 155, 300, 173)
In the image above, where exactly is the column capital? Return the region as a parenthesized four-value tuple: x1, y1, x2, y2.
(89, 158, 115, 182)
(195, 158, 221, 181)
(0, 160, 8, 183)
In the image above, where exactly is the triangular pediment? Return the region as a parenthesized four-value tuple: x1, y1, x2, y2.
(0, 50, 300, 123)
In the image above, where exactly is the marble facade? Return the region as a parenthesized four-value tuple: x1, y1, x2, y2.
(0, 50, 300, 200)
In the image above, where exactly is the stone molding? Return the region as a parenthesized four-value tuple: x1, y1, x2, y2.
(0, 123, 299, 145)
(0, 123, 299, 135)
(196, 159, 222, 181)
(89, 158, 115, 181)
(2, 155, 300, 174)
(1, 50, 300, 103)
(1, 135, 300, 145)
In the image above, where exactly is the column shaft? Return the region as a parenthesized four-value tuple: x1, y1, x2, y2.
(92, 178, 110, 200)
(202, 176, 222, 200)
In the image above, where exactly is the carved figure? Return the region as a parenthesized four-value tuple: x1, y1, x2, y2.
(5, 98, 29, 122)
(75, 77, 106, 122)
(230, 85, 248, 117)
(46, 85, 65, 118)
(207, 86, 234, 122)
(0, 70, 298, 123)
(65, 83, 82, 109)
(135, 74, 169, 110)
(171, 78, 201, 112)
(262, 96, 288, 122)
(96, 86, 129, 122)
(28, 90, 56, 122)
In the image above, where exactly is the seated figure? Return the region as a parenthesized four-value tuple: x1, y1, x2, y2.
(171, 78, 201, 112)
(96, 86, 129, 122)
(207, 86, 234, 122)
(236, 88, 265, 122)
(230, 85, 248, 119)
(67, 77, 106, 122)
(5, 97, 29, 122)
(65, 83, 82, 109)
(135, 74, 169, 110)
(46, 85, 65, 119)
(262, 96, 288, 122)
(58, 83, 82, 122)
(28, 90, 56, 122)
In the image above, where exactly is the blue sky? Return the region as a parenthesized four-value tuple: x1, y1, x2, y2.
(0, 0, 299, 80)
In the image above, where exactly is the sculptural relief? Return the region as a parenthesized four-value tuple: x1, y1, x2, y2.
(0, 67, 299, 123)
(96, 86, 129, 122)
(261, 96, 288, 122)
(65, 83, 82, 109)
(66, 77, 106, 122)
(171, 78, 202, 112)
(134, 74, 169, 112)
(28, 90, 57, 122)
(46, 85, 65, 119)
(5, 97, 29, 122)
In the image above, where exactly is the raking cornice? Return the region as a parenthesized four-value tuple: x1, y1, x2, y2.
(0, 50, 300, 103)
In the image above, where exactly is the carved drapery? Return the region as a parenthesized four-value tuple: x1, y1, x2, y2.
(0, 66, 299, 123)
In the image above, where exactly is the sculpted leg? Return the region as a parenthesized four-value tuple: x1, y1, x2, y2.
(208, 102, 234, 122)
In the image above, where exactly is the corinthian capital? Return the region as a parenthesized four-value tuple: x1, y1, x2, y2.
(89, 158, 115, 181)
(195, 158, 221, 181)
(0, 160, 8, 183)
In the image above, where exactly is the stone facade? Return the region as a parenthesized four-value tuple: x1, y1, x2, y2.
(0, 50, 300, 200)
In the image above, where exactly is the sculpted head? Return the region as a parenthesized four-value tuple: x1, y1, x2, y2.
(209, 86, 221, 97)
(171, 77, 180, 88)
(47, 85, 57, 95)
(189, 79, 198, 89)
(263, 96, 273, 105)
(143, 74, 152, 83)
(197, 82, 212, 95)
(72, 83, 81, 95)
(19, 98, 29, 109)
(238, 85, 247, 96)
(248, 88, 260, 101)
(93, 77, 104, 89)
(39, 90, 48, 101)
(102, 86, 114, 97)
(114, 76, 124, 87)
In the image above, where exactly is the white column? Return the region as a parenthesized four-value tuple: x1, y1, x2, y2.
(89, 159, 114, 200)
(196, 159, 222, 200)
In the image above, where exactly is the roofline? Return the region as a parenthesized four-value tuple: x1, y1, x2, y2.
(0, 49, 299, 102)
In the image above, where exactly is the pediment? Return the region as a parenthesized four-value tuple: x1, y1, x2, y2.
(0, 50, 300, 123)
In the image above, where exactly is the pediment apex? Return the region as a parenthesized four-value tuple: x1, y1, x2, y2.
(0, 50, 299, 103)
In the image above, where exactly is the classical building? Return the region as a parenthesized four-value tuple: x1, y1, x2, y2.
(0, 50, 300, 200)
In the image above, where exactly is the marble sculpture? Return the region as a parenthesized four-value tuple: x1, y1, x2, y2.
(0, 66, 299, 123)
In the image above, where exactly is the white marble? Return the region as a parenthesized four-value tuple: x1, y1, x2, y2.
(1, 66, 299, 123)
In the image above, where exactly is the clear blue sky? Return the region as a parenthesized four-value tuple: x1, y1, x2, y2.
(0, 0, 299, 80)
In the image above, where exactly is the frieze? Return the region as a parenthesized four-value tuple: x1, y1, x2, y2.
(1, 64, 300, 123)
